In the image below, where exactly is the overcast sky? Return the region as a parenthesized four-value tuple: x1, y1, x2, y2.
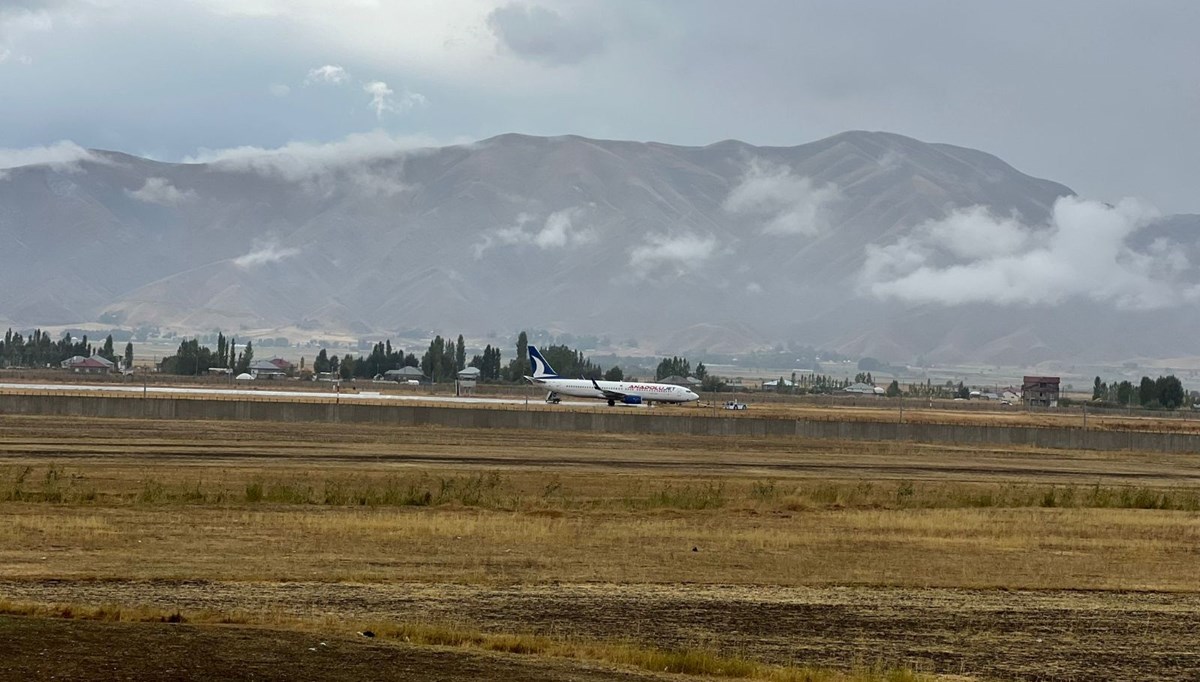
(1, 0, 1197, 213)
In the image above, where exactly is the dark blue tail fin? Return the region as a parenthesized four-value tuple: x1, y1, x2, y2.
(527, 345, 559, 379)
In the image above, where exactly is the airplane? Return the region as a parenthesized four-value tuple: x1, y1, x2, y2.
(525, 345, 700, 406)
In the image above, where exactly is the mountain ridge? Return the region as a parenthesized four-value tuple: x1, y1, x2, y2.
(2, 130, 1195, 364)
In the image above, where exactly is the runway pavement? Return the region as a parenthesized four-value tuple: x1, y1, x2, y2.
(0, 381, 621, 409)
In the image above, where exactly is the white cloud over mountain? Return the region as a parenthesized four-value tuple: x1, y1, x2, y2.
(233, 241, 299, 268)
(474, 207, 596, 257)
(724, 160, 839, 236)
(860, 196, 1194, 310)
(0, 140, 107, 172)
(126, 177, 197, 206)
(629, 232, 718, 269)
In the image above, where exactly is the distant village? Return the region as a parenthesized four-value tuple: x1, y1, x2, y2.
(5, 327, 1195, 411)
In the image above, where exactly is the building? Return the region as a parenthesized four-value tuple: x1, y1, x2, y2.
(60, 355, 115, 374)
(1022, 376, 1060, 407)
(659, 375, 700, 387)
(383, 366, 425, 382)
(844, 382, 885, 396)
(456, 366, 480, 395)
(248, 359, 288, 379)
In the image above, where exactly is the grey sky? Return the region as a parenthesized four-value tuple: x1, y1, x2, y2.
(1, 0, 1197, 213)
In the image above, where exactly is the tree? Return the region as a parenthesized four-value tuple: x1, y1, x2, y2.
(655, 356, 691, 380)
(98, 335, 115, 362)
(314, 349, 330, 373)
(505, 331, 529, 381)
(339, 355, 355, 380)
(1138, 376, 1156, 406)
(537, 344, 602, 379)
(886, 379, 901, 397)
(1093, 376, 1105, 401)
(604, 366, 624, 382)
(123, 342, 134, 369)
(469, 345, 503, 381)
(955, 382, 970, 400)
(1115, 380, 1134, 406)
(237, 340, 253, 374)
(422, 336, 457, 382)
(455, 335, 466, 373)
(694, 363, 708, 381)
(1156, 375, 1185, 409)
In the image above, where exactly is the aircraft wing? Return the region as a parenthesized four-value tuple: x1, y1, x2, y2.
(591, 379, 628, 401)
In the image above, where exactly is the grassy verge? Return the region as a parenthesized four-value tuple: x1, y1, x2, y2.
(0, 599, 933, 682)
(5, 463, 1199, 512)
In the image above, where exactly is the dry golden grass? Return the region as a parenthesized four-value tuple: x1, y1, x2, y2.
(2, 488, 1198, 590)
(3, 414, 1200, 679)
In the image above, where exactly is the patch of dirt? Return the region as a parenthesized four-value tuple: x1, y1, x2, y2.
(3, 581, 1199, 681)
(0, 615, 676, 682)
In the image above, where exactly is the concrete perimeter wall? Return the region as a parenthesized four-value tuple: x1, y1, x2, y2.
(2, 393, 1198, 453)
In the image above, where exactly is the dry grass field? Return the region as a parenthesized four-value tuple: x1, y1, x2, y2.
(1, 413, 1199, 680)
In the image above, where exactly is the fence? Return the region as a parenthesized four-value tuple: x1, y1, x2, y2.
(2, 391, 1199, 453)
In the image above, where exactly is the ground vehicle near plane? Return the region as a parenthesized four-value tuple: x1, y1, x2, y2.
(723, 400, 748, 410)
(525, 346, 700, 407)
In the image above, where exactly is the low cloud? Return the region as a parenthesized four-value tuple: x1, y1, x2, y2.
(234, 241, 300, 268)
(629, 232, 718, 269)
(304, 64, 349, 85)
(268, 83, 290, 97)
(474, 207, 596, 258)
(0, 140, 108, 173)
(363, 80, 427, 118)
(184, 131, 439, 194)
(126, 177, 197, 206)
(486, 2, 606, 66)
(723, 159, 840, 236)
(860, 196, 1196, 309)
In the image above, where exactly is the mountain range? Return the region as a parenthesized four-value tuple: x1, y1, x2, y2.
(1, 130, 1197, 365)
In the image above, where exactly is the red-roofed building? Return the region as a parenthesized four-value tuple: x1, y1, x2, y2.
(61, 355, 116, 374)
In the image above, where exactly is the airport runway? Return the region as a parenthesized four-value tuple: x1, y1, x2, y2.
(0, 381, 620, 409)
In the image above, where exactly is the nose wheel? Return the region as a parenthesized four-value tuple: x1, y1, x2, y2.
(545, 391, 561, 404)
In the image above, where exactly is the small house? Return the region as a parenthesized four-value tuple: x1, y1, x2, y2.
(61, 355, 116, 375)
(1022, 376, 1060, 407)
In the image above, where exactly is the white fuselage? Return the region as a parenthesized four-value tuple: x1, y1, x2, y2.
(532, 377, 699, 404)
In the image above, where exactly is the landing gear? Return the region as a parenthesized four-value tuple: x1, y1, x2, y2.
(607, 399, 615, 406)
(545, 391, 561, 404)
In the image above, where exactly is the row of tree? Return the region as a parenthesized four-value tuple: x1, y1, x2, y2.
(160, 336, 253, 375)
(655, 356, 707, 381)
(1, 329, 132, 370)
(1093, 375, 1187, 409)
(314, 341, 420, 380)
